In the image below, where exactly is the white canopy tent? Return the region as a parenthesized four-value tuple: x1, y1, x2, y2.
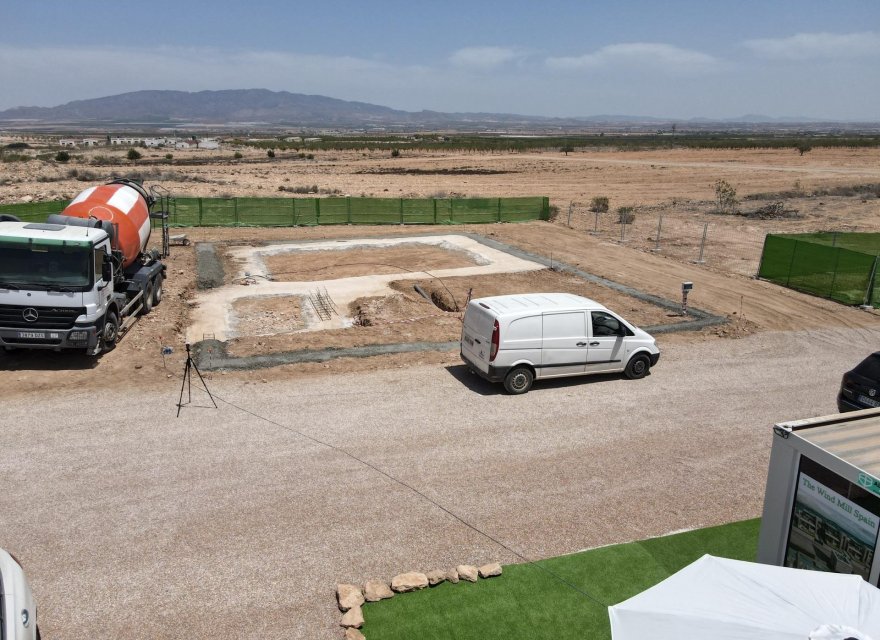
(609, 555, 880, 640)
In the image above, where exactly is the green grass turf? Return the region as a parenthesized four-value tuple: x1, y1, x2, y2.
(361, 518, 760, 640)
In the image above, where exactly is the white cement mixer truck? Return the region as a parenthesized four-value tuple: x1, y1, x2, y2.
(0, 179, 168, 355)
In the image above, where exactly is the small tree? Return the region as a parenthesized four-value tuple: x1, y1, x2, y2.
(55, 150, 70, 163)
(127, 148, 142, 162)
(589, 196, 610, 213)
(617, 206, 635, 224)
(714, 179, 738, 214)
(560, 145, 574, 156)
(391, 149, 400, 157)
(795, 141, 812, 156)
(267, 149, 275, 158)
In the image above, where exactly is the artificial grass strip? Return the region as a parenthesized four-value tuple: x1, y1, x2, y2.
(361, 519, 760, 640)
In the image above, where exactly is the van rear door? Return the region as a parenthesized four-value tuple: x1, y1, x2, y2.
(461, 301, 495, 373)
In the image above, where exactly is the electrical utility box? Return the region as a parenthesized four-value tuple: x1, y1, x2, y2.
(758, 407, 880, 583)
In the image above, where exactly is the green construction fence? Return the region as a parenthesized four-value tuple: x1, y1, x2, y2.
(0, 196, 550, 226)
(758, 233, 880, 307)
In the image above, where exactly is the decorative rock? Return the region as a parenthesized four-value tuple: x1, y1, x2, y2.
(345, 629, 366, 640)
(479, 563, 503, 578)
(340, 605, 364, 629)
(446, 569, 460, 584)
(456, 565, 479, 582)
(426, 569, 446, 586)
(391, 571, 429, 593)
(364, 579, 394, 602)
(336, 584, 365, 612)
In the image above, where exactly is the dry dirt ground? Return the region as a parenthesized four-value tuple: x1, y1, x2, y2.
(1, 146, 880, 638)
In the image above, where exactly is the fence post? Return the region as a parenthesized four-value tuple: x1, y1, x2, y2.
(316, 198, 321, 225)
(594, 209, 600, 234)
(234, 198, 239, 226)
(400, 198, 404, 225)
(567, 202, 573, 227)
(347, 196, 352, 224)
(291, 198, 296, 226)
(695, 222, 708, 264)
(198, 198, 203, 226)
(620, 218, 626, 243)
(497, 197, 502, 223)
(829, 247, 842, 299)
(433, 199, 438, 224)
(864, 256, 879, 308)
(786, 241, 799, 287)
(653, 215, 663, 251)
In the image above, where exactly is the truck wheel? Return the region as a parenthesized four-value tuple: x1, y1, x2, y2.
(101, 311, 119, 352)
(624, 354, 650, 379)
(141, 281, 154, 314)
(152, 276, 164, 306)
(503, 366, 534, 395)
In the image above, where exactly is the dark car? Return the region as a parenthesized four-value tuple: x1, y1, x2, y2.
(838, 352, 880, 412)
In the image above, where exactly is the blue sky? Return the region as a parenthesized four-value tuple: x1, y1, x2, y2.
(1, 0, 878, 119)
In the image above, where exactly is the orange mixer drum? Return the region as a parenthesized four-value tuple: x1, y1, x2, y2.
(63, 183, 151, 268)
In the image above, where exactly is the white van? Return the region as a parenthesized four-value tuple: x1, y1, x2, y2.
(0, 548, 38, 640)
(460, 293, 660, 394)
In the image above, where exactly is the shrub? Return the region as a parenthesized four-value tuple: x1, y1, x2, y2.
(391, 149, 400, 157)
(5, 142, 30, 150)
(267, 149, 275, 158)
(617, 206, 635, 224)
(55, 151, 71, 162)
(560, 145, 574, 156)
(589, 196, 609, 213)
(127, 148, 142, 161)
(165, 153, 173, 160)
(306, 153, 314, 160)
(714, 179, 738, 213)
(233, 151, 243, 159)
(795, 141, 812, 156)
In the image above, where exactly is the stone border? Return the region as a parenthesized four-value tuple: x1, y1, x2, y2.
(192, 232, 725, 371)
(336, 562, 503, 635)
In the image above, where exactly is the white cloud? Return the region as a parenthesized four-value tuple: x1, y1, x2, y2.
(449, 46, 520, 70)
(744, 31, 880, 60)
(546, 42, 718, 74)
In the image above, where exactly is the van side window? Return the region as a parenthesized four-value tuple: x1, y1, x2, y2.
(591, 311, 623, 336)
(543, 312, 585, 338)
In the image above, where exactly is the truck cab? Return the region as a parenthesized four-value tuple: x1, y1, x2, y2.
(0, 221, 116, 354)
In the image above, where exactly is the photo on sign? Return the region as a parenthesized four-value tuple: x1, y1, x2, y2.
(784, 457, 880, 581)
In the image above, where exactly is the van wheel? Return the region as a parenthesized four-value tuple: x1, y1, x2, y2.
(625, 354, 650, 379)
(504, 366, 534, 395)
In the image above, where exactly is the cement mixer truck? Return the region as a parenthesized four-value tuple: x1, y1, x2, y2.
(0, 179, 168, 355)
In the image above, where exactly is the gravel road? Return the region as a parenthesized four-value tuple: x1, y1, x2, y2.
(2, 326, 878, 639)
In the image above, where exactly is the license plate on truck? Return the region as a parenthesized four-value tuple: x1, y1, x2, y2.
(18, 331, 46, 339)
(464, 333, 474, 347)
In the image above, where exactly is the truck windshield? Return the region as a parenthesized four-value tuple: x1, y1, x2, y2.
(0, 244, 91, 289)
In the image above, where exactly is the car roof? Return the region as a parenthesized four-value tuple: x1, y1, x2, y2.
(470, 293, 607, 315)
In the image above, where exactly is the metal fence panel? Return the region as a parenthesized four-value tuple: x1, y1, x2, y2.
(1, 196, 547, 227)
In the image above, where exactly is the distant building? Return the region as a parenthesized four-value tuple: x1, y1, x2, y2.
(81, 138, 101, 147)
(197, 138, 220, 150)
(175, 139, 199, 150)
(59, 139, 77, 147)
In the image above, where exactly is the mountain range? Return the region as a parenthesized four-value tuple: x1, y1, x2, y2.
(0, 89, 865, 131)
